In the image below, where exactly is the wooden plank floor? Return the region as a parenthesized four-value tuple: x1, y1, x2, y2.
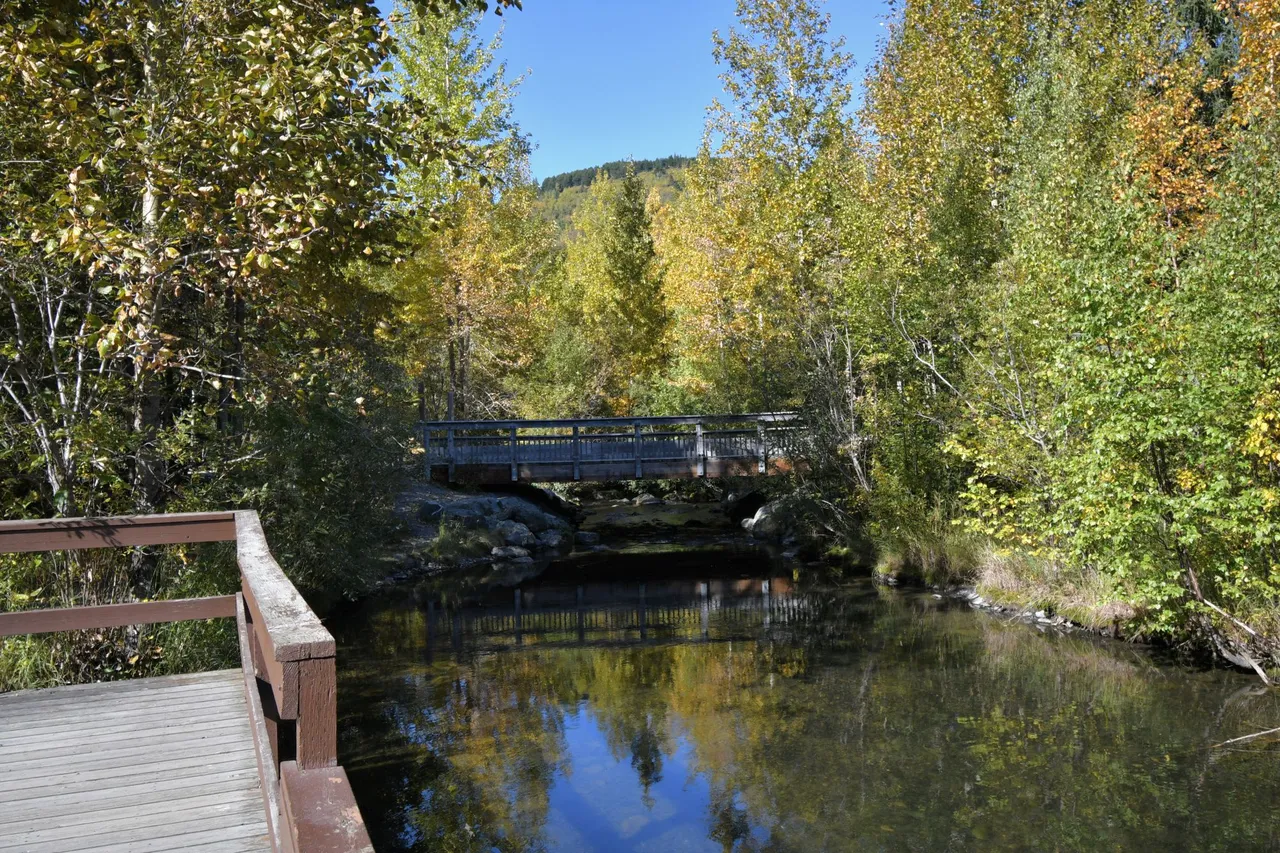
(0, 669, 272, 853)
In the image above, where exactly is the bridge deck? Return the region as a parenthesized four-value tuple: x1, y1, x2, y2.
(0, 669, 271, 853)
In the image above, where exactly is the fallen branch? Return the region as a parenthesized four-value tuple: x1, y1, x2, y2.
(1211, 726, 1280, 748)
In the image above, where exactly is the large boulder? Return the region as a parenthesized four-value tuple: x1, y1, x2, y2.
(442, 505, 487, 529)
(537, 529, 568, 550)
(742, 498, 803, 541)
(494, 520, 536, 547)
(498, 498, 551, 533)
(634, 493, 664, 506)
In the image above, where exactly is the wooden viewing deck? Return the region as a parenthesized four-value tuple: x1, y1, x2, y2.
(0, 511, 372, 853)
(422, 412, 800, 484)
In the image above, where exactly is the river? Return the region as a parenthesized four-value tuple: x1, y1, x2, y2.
(331, 542, 1280, 852)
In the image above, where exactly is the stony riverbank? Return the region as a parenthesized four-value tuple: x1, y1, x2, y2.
(379, 479, 825, 587)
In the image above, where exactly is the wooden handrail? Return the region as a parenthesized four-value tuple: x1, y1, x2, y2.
(0, 511, 238, 553)
(421, 411, 800, 430)
(0, 509, 371, 852)
(235, 510, 338, 771)
(0, 595, 237, 637)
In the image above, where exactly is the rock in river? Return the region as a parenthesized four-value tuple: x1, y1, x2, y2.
(493, 520, 536, 548)
(499, 498, 551, 533)
(538, 529, 568, 549)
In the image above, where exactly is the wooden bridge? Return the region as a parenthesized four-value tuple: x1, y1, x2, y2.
(422, 412, 800, 484)
(0, 512, 371, 853)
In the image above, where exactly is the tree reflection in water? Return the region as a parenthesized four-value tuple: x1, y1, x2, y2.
(333, 572, 1280, 853)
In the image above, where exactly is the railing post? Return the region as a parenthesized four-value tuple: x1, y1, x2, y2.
(446, 427, 455, 483)
(634, 422, 643, 478)
(757, 421, 766, 474)
(296, 656, 337, 769)
(695, 422, 705, 477)
(572, 425, 580, 481)
(510, 426, 518, 481)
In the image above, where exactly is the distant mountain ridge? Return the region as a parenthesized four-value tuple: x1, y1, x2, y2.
(538, 155, 694, 196)
(534, 155, 693, 234)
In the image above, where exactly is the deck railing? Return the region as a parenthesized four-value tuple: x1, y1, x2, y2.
(422, 412, 801, 483)
(0, 510, 372, 853)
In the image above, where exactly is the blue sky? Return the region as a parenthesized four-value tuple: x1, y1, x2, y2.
(472, 0, 892, 181)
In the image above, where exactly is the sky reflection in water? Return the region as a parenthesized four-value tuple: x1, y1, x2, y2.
(333, 561, 1280, 853)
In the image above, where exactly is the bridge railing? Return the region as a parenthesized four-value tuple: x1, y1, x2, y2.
(421, 413, 800, 483)
(0, 511, 372, 853)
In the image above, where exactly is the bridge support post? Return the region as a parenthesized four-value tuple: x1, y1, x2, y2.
(510, 426, 518, 481)
(572, 425, 580, 481)
(447, 427, 455, 483)
(695, 423, 705, 477)
(634, 423, 642, 479)
(757, 422, 766, 474)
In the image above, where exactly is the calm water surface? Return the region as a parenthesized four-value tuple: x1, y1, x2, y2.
(332, 551, 1280, 852)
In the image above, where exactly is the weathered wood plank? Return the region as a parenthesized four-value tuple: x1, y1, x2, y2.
(0, 668, 241, 708)
(0, 710, 249, 749)
(0, 750, 257, 795)
(150, 839, 272, 853)
(0, 689, 246, 728)
(0, 770, 263, 825)
(2, 730, 253, 773)
(0, 675, 243, 719)
(235, 512, 334, 663)
(237, 591, 290, 853)
(0, 791, 264, 849)
(280, 763, 374, 853)
(0, 789, 261, 833)
(296, 656, 337, 769)
(0, 511, 237, 554)
(0, 595, 236, 638)
(17, 814, 270, 853)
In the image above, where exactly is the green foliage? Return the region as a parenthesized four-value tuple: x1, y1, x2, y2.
(390, 0, 529, 205)
(0, 0, 510, 685)
(429, 519, 501, 561)
(534, 159, 689, 236)
(845, 0, 1280, 669)
(537, 165, 669, 415)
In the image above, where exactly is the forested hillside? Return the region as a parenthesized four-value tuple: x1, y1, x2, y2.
(534, 156, 691, 233)
(540, 155, 693, 195)
(5, 0, 1280, 687)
